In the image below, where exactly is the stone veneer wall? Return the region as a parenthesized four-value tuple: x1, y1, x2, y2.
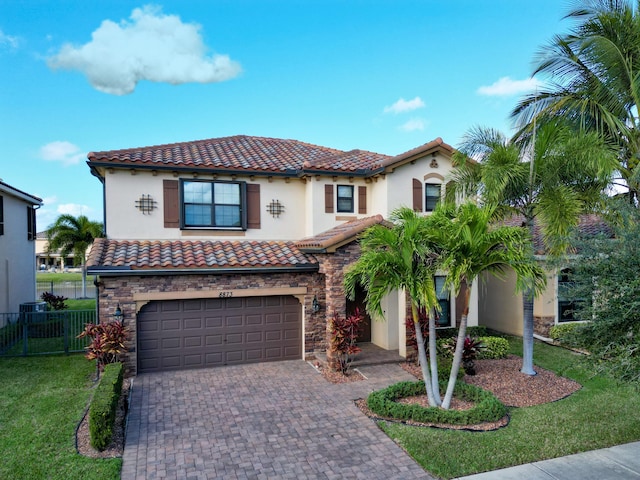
(315, 242, 363, 369)
(534, 315, 556, 338)
(96, 270, 325, 376)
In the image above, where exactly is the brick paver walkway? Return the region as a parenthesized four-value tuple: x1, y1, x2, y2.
(122, 361, 433, 479)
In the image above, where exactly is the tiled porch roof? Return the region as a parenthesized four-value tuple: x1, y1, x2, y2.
(87, 238, 318, 274)
(502, 214, 614, 254)
(295, 215, 387, 252)
(87, 135, 392, 175)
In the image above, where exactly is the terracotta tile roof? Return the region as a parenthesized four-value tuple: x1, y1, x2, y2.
(502, 214, 614, 254)
(379, 137, 457, 171)
(86, 238, 318, 273)
(295, 215, 387, 252)
(88, 135, 391, 175)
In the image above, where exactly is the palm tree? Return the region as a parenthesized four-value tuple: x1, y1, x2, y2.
(47, 214, 104, 298)
(449, 121, 616, 374)
(427, 202, 546, 408)
(512, 0, 640, 199)
(344, 207, 443, 406)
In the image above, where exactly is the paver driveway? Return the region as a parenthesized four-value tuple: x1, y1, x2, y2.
(122, 360, 434, 479)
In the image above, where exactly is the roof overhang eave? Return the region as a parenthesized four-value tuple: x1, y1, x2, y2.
(87, 264, 319, 276)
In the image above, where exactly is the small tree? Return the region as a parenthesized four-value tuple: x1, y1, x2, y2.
(78, 321, 128, 371)
(327, 309, 364, 375)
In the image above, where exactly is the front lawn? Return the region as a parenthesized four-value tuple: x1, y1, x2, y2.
(0, 355, 121, 479)
(380, 338, 640, 479)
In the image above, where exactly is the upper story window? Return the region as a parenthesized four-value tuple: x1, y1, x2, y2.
(27, 205, 36, 240)
(0, 195, 4, 236)
(337, 185, 354, 213)
(425, 183, 441, 212)
(182, 180, 245, 229)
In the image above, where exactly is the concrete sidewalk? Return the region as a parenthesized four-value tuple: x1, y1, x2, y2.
(456, 441, 640, 480)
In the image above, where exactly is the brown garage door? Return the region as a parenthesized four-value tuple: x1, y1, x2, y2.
(137, 296, 302, 373)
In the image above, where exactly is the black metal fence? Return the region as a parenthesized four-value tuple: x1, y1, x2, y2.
(36, 281, 96, 300)
(0, 310, 95, 356)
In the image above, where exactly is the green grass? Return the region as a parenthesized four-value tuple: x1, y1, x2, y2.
(380, 338, 640, 479)
(37, 272, 84, 283)
(66, 299, 96, 311)
(0, 355, 121, 479)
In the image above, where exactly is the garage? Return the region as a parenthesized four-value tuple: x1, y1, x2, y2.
(137, 295, 302, 373)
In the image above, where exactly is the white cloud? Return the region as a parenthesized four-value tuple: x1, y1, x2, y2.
(41, 195, 58, 206)
(398, 118, 425, 132)
(384, 96, 425, 114)
(477, 77, 541, 96)
(57, 203, 93, 217)
(0, 29, 19, 50)
(46, 5, 241, 95)
(39, 141, 85, 166)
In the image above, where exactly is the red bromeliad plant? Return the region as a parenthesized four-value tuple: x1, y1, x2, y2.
(77, 321, 128, 371)
(328, 309, 364, 375)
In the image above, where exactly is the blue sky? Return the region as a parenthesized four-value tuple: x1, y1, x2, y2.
(1, 1, 571, 229)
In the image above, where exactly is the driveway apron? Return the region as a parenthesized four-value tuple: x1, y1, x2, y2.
(121, 361, 433, 479)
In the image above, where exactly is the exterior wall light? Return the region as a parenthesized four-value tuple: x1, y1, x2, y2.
(113, 304, 124, 322)
(312, 296, 321, 313)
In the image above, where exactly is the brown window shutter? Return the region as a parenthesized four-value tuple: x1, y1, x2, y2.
(358, 186, 367, 214)
(324, 184, 334, 213)
(412, 178, 423, 211)
(163, 179, 179, 228)
(246, 183, 261, 229)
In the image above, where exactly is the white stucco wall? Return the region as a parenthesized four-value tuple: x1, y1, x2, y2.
(478, 270, 524, 336)
(0, 193, 38, 313)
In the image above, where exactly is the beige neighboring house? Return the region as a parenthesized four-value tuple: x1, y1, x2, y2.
(0, 180, 42, 313)
(35, 231, 76, 271)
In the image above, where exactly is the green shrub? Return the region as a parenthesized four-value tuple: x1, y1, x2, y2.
(437, 335, 508, 360)
(549, 323, 580, 342)
(436, 326, 488, 339)
(367, 380, 506, 425)
(88, 362, 124, 451)
(477, 336, 509, 359)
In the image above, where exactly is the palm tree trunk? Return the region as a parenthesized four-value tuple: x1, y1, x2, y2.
(428, 307, 441, 406)
(441, 285, 471, 409)
(521, 288, 536, 375)
(81, 260, 87, 299)
(521, 217, 537, 375)
(412, 303, 438, 407)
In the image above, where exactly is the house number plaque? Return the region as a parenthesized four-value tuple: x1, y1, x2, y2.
(218, 291, 233, 298)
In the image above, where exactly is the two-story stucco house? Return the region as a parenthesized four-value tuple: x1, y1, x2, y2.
(86, 135, 482, 375)
(0, 180, 42, 314)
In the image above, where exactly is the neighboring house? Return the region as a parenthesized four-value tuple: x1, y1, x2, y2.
(479, 214, 614, 338)
(0, 180, 42, 314)
(86, 135, 481, 375)
(35, 231, 75, 271)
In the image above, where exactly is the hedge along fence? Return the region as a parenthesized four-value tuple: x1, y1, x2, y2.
(367, 380, 506, 426)
(89, 362, 124, 451)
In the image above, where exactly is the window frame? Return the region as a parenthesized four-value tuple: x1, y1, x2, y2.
(0, 195, 4, 236)
(424, 183, 441, 212)
(434, 275, 451, 326)
(336, 184, 354, 213)
(557, 268, 583, 323)
(180, 179, 247, 230)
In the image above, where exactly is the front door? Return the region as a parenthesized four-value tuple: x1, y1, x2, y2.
(346, 283, 371, 343)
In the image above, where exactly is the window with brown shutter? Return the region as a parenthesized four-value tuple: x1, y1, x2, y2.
(412, 178, 423, 211)
(163, 179, 179, 228)
(246, 183, 261, 229)
(27, 205, 36, 241)
(324, 184, 334, 213)
(358, 186, 367, 214)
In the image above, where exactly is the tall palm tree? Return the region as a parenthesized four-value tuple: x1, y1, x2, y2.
(344, 207, 443, 406)
(47, 214, 104, 298)
(449, 121, 617, 374)
(512, 0, 640, 199)
(427, 203, 546, 408)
